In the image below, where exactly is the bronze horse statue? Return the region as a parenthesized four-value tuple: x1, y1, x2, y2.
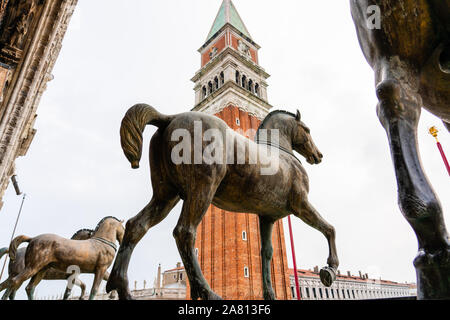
(0, 217, 124, 300)
(0, 228, 94, 300)
(350, 0, 450, 298)
(106, 104, 338, 300)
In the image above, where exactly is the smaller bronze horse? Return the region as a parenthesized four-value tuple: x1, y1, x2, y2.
(107, 104, 338, 300)
(0, 217, 124, 300)
(0, 229, 93, 300)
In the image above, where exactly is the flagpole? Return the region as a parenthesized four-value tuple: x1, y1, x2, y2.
(0, 194, 26, 281)
(287, 215, 301, 300)
(429, 127, 450, 176)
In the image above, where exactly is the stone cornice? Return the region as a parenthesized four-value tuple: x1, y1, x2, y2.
(191, 80, 273, 120)
(191, 46, 269, 83)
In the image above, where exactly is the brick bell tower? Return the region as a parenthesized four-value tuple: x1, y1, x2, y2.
(188, 0, 292, 300)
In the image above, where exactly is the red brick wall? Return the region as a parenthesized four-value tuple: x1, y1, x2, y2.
(186, 105, 292, 300)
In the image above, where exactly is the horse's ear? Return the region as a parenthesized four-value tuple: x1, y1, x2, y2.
(296, 109, 301, 121)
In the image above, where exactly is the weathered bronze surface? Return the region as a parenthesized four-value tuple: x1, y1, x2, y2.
(106, 104, 338, 300)
(0, 229, 93, 300)
(0, 217, 124, 300)
(350, 0, 450, 299)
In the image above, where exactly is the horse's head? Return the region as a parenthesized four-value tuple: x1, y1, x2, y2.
(94, 217, 125, 245)
(291, 110, 323, 165)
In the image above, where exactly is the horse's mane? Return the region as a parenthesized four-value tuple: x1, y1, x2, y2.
(94, 216, 121, 233)
(71, 228, 94, 239)
(255, 110, 296, 141)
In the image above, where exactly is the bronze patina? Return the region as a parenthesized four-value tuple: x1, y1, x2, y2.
(350, 0, 450, 299)
(106, 104, 338, 300)
(0, 228, 93, 300)
(0, 217, 124, 300)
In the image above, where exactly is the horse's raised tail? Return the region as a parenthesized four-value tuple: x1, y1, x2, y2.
(120, 103, 173, 169)
(0, 247, 8, 259)
(9, 235, 31, 261)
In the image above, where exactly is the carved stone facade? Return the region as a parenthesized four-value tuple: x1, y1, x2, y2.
(0, 0, 78, 209)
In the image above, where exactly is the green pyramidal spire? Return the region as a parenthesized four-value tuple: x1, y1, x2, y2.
(206, 0, 252, 42)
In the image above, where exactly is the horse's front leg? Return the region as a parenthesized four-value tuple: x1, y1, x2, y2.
(259, 216, 276, 300)
(89, 267, 107, 300)
(292, 199, 338, 287)
(375, 64, 450, 299)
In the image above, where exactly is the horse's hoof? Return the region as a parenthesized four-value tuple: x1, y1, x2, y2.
(119, 291, 134, 300)
(192, 287, 222, 300)
(263, 291, 276, 300)
(320, 266, 336, 287)
(207, 291, 223, 300)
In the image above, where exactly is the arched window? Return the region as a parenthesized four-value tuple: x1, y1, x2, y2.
(220, 72, 225, 86)
(214, 77, 219, 90)
(255, 83, 260, 97)
(202, 86, 207, 99)
(241, 75, 247, 89)
(208, 81, 213, 95)
(248, 79, 253, 92)
(235, 71, 240, 85)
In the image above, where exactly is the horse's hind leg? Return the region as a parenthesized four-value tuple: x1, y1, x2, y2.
(106, 195, 180, 300)
(8, 289, 16, 300)
(292, 199, 339, 287)
(259, 216, 276, 300)
(0, 278, 11, 300)
(173, 190, 222, 300)
(25, 268, 48, 300)
(63, 277, 86, 300)
(3, 267, 40, 300)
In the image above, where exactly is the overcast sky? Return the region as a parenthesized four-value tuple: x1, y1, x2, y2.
(0, 0, 449, 300)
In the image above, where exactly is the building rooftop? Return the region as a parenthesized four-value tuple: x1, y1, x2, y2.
(289, 267, 414, 287)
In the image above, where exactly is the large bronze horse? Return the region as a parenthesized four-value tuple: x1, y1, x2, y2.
(0, 217, 124, 300)
(0, 228, 93, 300)
(106, 104, 338, 300)
(350, 0, 450, 299)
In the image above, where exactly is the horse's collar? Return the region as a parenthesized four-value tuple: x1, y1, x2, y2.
(255, 140, 302, 165)
(92, 237, 117, 252)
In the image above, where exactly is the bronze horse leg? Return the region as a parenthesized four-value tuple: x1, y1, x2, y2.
(89, 266, 108, 300)
(107, 196, 179, 299)
(259, 216, 276, 300)
(25, 268, 48, 300)
(292, 199, 338, 286)
(173, 185, 224, 300)
(375, 60, 450, 299)
(63, 277, 87, 300)
(2, 266, 43, 300)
